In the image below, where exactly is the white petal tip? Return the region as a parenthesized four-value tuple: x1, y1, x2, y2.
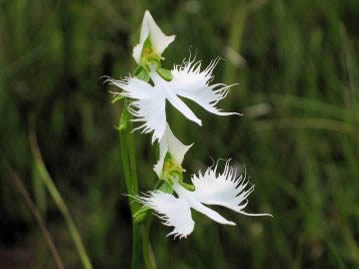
(168, 34, 176, 43)
(167, 232, 191, 240)
(220, 111, 242, 117)
(240, 211, 273, 218)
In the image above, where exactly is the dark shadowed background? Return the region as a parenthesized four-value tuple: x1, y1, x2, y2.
(1, 0, 359, 268)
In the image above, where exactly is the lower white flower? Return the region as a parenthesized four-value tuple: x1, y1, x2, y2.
(110, 57, 241, 143)
(138, 161, 272, 239)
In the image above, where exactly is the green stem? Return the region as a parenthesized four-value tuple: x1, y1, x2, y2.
(131, 223, 142, 269)
(142, 216, 156, 269)
(118, 103, 142, 269)
(29, 128, 93, 269)
(119, 124, 132, 193)
(127, 120, 139, 196)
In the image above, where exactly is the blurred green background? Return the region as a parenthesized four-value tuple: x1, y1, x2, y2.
(1, 0, 359, 268)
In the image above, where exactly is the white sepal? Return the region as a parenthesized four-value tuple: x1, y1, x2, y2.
(153, 124, 192, 177)
(133, 11, 176, 63)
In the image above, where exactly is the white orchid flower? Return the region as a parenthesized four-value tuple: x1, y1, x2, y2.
(133, 10, 175, 64)
(138, 161, 272, 239)
(153, 124, 192, 178)
(110, 57, 240, 143)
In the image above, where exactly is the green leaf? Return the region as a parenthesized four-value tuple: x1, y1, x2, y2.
(157, 68, 173, 81)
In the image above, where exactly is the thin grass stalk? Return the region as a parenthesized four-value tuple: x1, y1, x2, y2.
(223, 3, 248, 85)
(29, 126, 93, 269)
(2, 155, 65, 269)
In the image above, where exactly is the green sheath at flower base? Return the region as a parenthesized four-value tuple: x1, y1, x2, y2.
(158, 180, 173, 193)
(136, 69, 150, 82)
(133, 65, 150, 82)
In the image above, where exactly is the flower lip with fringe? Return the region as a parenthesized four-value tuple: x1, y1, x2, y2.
(109, 57, 241, 143)
(136, 160, 273, 239)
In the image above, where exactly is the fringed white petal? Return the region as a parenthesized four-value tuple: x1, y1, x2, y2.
(110, 56, 239, 142)
(170, 57, 241, 116)
(133, 11, 175, 63)
(153, 124, 192, 177)
(137, 161, 271, 239)
(136, 191, 194, 239)
(191, 160, 272, 217)
(151, 71, 202, 125)
(173, 183, 236, 226)
(109, 77, 167, 143)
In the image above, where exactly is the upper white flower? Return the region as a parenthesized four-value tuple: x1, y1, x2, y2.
(138, 160, 272, 239)
(110, 57, 240, 143)
(133, 11, 175, 64)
